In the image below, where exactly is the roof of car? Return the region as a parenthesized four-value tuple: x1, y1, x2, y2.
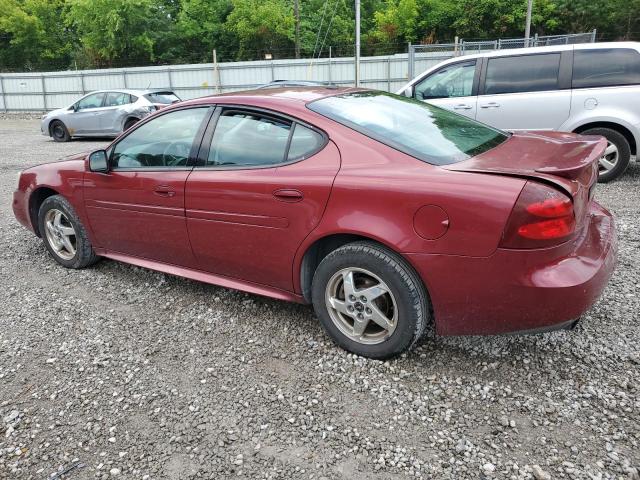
(455, 41, 640, 61)
(179, 86, 361, 107)
(85, 88, 176, 95)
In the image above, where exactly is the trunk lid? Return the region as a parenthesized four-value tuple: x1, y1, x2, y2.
(444, 131, 605, 230)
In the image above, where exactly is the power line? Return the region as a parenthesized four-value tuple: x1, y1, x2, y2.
(311, 0, 331, 60)
(317, 0, 341, 59)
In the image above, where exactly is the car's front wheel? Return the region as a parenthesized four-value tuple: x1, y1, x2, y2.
(49, 120, 71, 142)
(38, 195, 99, 269)
(311, 242, 430, 359)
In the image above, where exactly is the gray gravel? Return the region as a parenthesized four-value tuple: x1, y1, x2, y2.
(1, 119, 639, 480)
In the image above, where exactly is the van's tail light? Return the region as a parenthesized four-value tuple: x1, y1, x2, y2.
(500, 181, 576, 249)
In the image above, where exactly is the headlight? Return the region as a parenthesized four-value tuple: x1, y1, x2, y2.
(41, 114, 48, 120)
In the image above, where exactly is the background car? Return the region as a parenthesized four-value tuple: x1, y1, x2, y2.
(13, 88, 616, 359)
(398, 42, 640, 182)
(40, 89, 181, 142)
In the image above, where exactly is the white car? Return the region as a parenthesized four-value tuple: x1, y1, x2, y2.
(41, 89, 181, 142)
(398, 42, 640, 182)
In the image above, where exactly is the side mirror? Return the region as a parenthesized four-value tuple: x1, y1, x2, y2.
(402, 86, 413, 98)
(69, 104, 78, 112)
(89, 150, 109, 173)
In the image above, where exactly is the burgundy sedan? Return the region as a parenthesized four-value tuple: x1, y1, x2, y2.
(12, 88, 616, 359)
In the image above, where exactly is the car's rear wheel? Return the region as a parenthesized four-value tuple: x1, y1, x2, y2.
(38, 195, 99, 269)
(311, 241, 430, 359)
(582, 127, 631, 183)
(124, 118, 139, 131)
(50, 120, 71, 142)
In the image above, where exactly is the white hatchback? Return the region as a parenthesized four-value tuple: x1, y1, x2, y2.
(398, 42, 640, 182)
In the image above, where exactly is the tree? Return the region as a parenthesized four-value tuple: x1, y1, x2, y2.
(0, 0, 72, 70)
(224, 0, 294, 60)
(66, 0, 159, 67)
(159, 0, 233, 63)
(370, 0, 419, 45)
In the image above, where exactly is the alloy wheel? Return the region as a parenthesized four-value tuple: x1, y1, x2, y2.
(44, 209, 77, 260)
(324, 267, 397, 345)
(599, 141, 619, 174)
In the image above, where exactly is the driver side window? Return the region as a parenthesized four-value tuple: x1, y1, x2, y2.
(77, 93, 106, 111)
(414, 61, 476, 100)
(111, 107, 209, 169)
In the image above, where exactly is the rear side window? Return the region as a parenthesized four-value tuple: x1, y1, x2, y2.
(484, 53, 561, 95)
(145, 91, 180, 104)
(288, 124, 324, 160)
(104, 92, 130, 107)
(207, 112, 292, 167)
(572, 48, 640, 88)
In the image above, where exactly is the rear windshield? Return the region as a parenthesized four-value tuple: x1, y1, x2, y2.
(308, 91, 508, 165)
(144, 91, 180, 104)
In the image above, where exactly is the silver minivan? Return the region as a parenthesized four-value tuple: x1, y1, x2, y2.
(399, 42, 640, 182)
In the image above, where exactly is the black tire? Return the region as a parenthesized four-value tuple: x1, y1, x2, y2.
(581, 127, 631, 183)
(50, 120, 71, 142)
(311, 241, 430, 359)
(123, 118, 139, 131)
(38, 195, 99, 269)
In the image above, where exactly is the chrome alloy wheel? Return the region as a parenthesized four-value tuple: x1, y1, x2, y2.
(599, 141, 619, 174)
(325, 267, 397, 345)
(44, 209, 77, 260)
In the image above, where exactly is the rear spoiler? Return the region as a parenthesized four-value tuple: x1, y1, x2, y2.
(535, 137, 606, 180)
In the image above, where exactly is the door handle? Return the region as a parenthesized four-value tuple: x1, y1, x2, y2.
(154, 185, 176, 197)
(453, 104, 472, 110)
(480, 102, 500, 109)
(273, 188, 303, 202)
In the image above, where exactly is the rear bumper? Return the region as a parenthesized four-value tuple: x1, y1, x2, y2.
(406, 201, 616, 335)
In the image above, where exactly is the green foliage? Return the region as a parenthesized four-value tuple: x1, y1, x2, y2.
(225, 0, 294, 59)
(371, 0, 419, 44)
(66, 0, 158, 67)
(0, 0, 638, 71)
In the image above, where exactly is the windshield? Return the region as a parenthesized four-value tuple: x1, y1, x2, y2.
(144, 91, 180, 104)
(307, 91, 508, 165)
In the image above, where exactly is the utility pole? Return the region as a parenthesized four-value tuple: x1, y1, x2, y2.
(355, 0, 360, 87)
(524, 0, 533, 47)
(294, 0, 300, 59)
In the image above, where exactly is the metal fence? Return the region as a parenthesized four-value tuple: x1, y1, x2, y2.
(0, 32, 596, 112)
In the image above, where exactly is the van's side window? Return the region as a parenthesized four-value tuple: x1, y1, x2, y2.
(484, 54, 561, 95)
(414, 61, 476, 100)
(572, 48, 640, 89)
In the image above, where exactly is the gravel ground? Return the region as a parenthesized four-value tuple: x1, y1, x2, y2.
(1, 119, 639, 480)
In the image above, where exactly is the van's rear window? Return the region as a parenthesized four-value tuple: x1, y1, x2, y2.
(308, 91, 508, 165)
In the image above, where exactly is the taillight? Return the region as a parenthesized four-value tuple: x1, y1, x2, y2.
(501, 181, 576, 249)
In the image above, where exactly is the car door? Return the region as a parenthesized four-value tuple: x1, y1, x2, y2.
(100, 92, 132, 134)
(83, 106, 212, 266)
(476, 52, 572, 131)
(67, 92, 107, 134)
(413, 60, 479, 119)
(185, 107, 340, 292)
